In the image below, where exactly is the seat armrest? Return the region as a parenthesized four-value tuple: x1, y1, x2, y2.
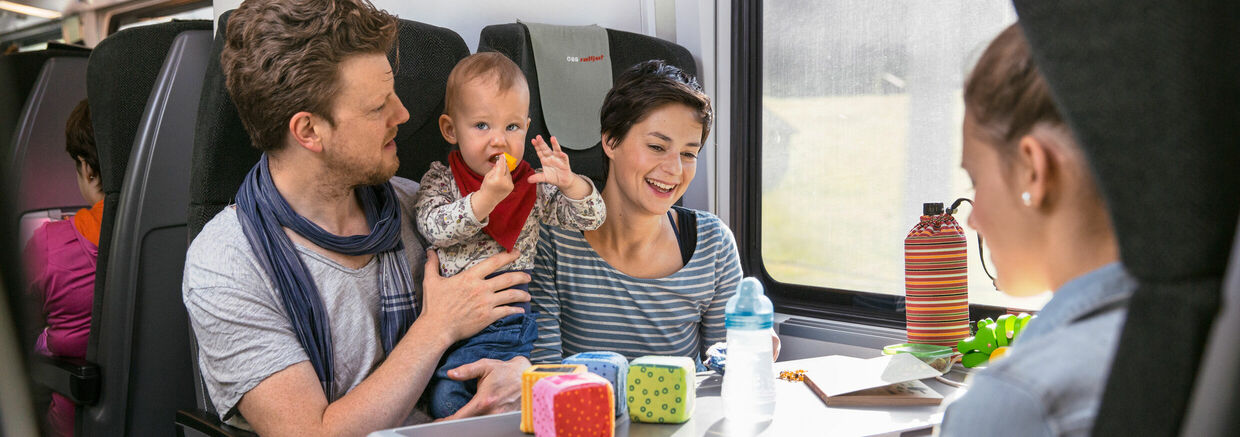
(176, 409, 258, 437)
(29, 355, 100, 405)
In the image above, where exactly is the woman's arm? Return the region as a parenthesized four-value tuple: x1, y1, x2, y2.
(698, 221, 780, 360)
(939, 372, 1053, 436)
(700, 216, 743, 359)
(529, 226, 565, 363)
(414, 164, 488, 248)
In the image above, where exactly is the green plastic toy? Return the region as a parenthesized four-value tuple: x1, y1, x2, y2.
(957, 313, 1036, 368)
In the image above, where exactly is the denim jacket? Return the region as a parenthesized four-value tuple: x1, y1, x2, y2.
(938, 263, 1136, 437)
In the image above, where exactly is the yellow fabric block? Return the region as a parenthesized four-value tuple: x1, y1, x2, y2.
(520, 364, 586, 433)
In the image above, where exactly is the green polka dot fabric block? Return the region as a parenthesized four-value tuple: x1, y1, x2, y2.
(625, 356, 695, 424)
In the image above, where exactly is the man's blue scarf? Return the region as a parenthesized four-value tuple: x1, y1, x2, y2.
(235, 154, 417, 398)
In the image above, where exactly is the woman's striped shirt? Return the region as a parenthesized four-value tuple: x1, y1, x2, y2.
(529, 209, 743, 364)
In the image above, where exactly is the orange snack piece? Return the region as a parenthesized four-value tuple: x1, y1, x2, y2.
(504, 152, 518, 171)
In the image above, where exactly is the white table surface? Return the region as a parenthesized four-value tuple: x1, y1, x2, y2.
(370, 355, 964, 437)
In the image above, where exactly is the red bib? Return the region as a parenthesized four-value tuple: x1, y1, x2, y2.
(448, 150, 537, 251)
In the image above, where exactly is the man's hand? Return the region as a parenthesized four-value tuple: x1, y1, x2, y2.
(527, 135, 591, 200)
(420, 250, 531, 344)
(437, 356, 532, 421)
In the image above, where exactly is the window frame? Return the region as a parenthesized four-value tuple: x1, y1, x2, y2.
(0, 19, 63, 49)
(104, 0, 212, 35)
(727, 0, 1012, 329)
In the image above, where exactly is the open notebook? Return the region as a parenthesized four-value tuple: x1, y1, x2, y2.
(787, 353, 945, 407)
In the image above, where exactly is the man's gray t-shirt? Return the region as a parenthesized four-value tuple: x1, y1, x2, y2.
(182, 177, 426, 428)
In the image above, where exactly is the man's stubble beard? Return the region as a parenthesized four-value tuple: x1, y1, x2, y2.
(323, 141, 400, 189)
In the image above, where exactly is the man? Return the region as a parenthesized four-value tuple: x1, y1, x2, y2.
(182, 0, 531, 434)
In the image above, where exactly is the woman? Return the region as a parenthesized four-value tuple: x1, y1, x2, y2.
(530, 60, 775, 365)
(24, 99, 102, 437)
(938, 24, 1133, 436)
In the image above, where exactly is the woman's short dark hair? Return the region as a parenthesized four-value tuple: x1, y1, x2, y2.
(64, 99, 98, 178)
(599, 60, 713, 182)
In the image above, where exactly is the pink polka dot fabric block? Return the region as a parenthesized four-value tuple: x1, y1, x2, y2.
(532, 373, 614, 437)
(521, 364, 586, 433)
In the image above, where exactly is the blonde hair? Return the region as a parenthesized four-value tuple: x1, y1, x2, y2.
(443, 52, 528, 116)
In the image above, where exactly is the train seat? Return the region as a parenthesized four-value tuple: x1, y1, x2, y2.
(1013, 1, 1240, 434)
(5, 51, 90, 247)
(1181, 212, 1240, 435)
(0, 44, 91, 170)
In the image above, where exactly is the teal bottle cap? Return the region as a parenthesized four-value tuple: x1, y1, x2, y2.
(725, 277, 773, 329)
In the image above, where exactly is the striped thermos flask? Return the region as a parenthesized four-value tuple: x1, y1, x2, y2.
(904, 202, 969, 348)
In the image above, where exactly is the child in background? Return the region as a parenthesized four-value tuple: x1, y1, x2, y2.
(414, 52, 605, 418)
(26, 99, 102, 437)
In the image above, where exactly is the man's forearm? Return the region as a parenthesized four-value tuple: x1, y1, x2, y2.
(242, 319, 455, 437)
(318, 320, 454, 434)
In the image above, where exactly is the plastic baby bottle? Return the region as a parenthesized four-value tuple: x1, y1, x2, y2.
(721, 277, 776, 423)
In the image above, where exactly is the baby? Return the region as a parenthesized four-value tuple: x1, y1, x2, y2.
(414, 52, 605, 418)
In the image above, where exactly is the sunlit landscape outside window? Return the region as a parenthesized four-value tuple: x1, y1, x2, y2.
(760, 0, 1050, 310)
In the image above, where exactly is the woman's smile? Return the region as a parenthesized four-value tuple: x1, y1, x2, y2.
(645, 178, 678, 197)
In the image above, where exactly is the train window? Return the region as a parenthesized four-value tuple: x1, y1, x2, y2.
(756, 1, 1050, 313)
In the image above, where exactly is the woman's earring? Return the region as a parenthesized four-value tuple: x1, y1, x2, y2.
(1021, 192, 1032, 206)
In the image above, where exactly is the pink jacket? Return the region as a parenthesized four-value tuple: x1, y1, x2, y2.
(26, 219, 97, 359)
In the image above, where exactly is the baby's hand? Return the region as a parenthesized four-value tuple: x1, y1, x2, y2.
(474, 157, 513, 219)
(528, 135, 591, 199)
